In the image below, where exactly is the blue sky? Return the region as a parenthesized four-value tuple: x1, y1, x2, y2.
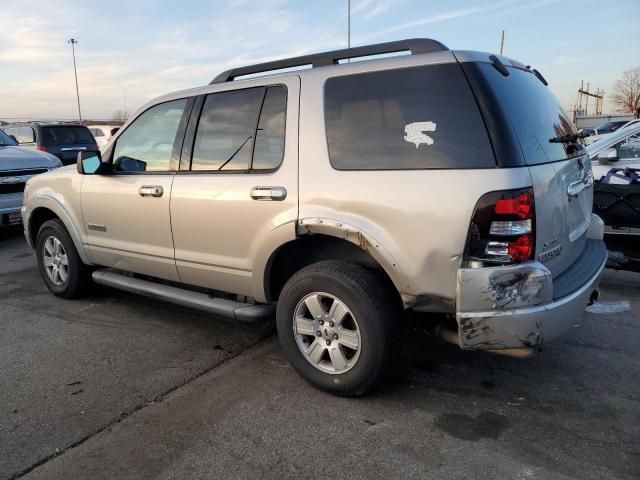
(0, 0, 638, 120)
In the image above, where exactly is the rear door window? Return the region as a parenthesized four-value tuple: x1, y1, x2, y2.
(191, 85, 287, 172)
(42, 126, 94, 145)
(192, 88, 264, 171)
(324, 63, 495, 170)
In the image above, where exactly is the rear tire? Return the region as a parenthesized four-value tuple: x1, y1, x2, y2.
(36, 219, 92, 299)
(276, 260, 399, 396)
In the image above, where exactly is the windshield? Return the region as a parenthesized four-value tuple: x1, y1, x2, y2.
(0, 129, 16, 146)
(596, 121, 626, 134)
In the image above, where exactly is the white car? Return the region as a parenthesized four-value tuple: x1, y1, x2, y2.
(88, 125, 120, 148)
(583, 118, 640, 145)
(587, 122, 640, 180)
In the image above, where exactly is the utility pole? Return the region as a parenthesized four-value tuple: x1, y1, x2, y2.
(68, 38, 82, 122)
(499, 30, 505, 55)
(347, 0, 351, 63)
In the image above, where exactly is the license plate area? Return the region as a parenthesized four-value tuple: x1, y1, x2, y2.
(2, 212, 22, 226)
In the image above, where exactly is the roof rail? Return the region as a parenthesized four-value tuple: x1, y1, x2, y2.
(210, 38, 448, 84)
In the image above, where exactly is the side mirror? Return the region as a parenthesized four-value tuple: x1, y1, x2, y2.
(597, 147, 618, 163)
(113, 156, 147, 172)
(9, 135, 18, 144)
(77, 150, 104, 175)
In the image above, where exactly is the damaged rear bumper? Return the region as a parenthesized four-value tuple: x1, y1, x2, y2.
(456, 240, 607, 350)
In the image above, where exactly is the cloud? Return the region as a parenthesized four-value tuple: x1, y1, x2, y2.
(0, 0, 344, 119)
(367, 0, 518, 38)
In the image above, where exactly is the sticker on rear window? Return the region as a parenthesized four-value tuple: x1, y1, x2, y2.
(404, 121, 436, 148)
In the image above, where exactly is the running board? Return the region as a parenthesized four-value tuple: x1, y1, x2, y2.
(92, 269, 274, 322)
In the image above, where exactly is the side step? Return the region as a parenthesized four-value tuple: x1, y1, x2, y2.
(92, 269, 274, 322)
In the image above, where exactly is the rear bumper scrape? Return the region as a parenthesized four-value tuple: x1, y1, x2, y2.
(456, 240, 607, 350)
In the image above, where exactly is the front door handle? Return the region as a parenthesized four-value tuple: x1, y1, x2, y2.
(139, 185, 164, 197)
(250, 186, 287, 201)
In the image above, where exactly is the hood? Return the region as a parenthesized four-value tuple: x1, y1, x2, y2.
(0, 145, 62, 171)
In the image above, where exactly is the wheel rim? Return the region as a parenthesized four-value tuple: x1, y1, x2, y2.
(293, 292, 361, 375)
(42, 235, 69, 286)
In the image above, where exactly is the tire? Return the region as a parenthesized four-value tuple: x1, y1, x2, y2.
(36, 219, 92, 299)
(276, 260, 400, 396)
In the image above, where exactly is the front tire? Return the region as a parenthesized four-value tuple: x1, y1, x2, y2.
(276, 261, 399, 396)
(36, 219, 92, 299)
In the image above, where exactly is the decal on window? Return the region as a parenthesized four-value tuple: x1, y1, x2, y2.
(403, 121, 436, 148)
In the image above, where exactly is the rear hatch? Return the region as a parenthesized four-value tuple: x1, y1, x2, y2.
(460, 58, 593, 279)
(41, 126, 98, 165)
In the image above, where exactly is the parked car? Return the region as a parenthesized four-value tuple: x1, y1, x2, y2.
(588, 123, 640, 272)
(589, 123, 640, 179)
(22, 39, 606, 396)
(582, 119, 639, 145)
(88, 125, 120, 148)
(0, 129, 61, 227)
(1, 122, 98, 166)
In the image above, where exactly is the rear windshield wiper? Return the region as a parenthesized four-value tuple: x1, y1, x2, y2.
(549, 132, 588, 144)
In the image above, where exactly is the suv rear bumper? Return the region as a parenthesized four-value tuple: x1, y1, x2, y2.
(456, 239, 607, 350)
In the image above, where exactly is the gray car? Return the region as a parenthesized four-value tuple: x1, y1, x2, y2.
(0, 129, 61, 226)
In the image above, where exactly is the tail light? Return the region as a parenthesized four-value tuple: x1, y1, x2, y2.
(463, 188, 535, 266)
(36, 145, 47, 152)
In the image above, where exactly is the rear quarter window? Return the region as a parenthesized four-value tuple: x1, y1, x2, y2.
(324, 63, 495, 170)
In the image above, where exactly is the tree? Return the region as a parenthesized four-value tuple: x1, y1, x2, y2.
(112, 109, 129, 124)
(612, 67, 640, 114)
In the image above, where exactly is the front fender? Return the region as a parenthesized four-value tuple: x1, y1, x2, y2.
(24, 191, 93, 265)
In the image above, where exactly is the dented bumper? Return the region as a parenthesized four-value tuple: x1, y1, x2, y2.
(456, 240, 607, 350)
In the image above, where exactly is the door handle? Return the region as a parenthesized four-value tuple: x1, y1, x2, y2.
(139, 185, 164, 197)
(567, 170, 594, 197)
(250, 186, 287, 201)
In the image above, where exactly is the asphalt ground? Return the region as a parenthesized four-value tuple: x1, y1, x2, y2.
(1, 227, 639, 479)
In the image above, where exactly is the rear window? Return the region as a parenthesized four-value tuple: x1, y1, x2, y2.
(474, 63, 583, 165)
(42, 126, 94, 145)
(324, 63, 495, 170)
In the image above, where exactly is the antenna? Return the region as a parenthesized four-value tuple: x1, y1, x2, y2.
(499, 30, 505, 55)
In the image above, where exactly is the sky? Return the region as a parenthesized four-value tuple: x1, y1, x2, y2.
(0, 0, 638, 121)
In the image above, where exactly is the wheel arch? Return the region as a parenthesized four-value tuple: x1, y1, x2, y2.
(262, 219, 409, 306)
(26, 198, 92, 265)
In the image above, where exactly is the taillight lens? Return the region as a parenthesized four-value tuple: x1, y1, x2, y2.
(464, 188, 535, 265)
(36, 145, 47, 152)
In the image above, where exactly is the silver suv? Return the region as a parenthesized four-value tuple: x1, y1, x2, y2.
(22, 39, 606, 396)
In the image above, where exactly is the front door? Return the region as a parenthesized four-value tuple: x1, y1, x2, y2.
(81, 98, 191, 281)
(170, 77, 299, 297)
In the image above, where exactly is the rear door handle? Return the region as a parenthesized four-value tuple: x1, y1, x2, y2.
(250, 186, 287, 201)
(139, 185, 164, 197)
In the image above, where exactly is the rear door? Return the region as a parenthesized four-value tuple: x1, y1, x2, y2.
(41, 126, 97, 165)
(170, 77, 299, 298)
(466, 62, 593, 277)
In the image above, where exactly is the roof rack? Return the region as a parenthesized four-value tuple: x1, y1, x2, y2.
(210, 38, 448, 84)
